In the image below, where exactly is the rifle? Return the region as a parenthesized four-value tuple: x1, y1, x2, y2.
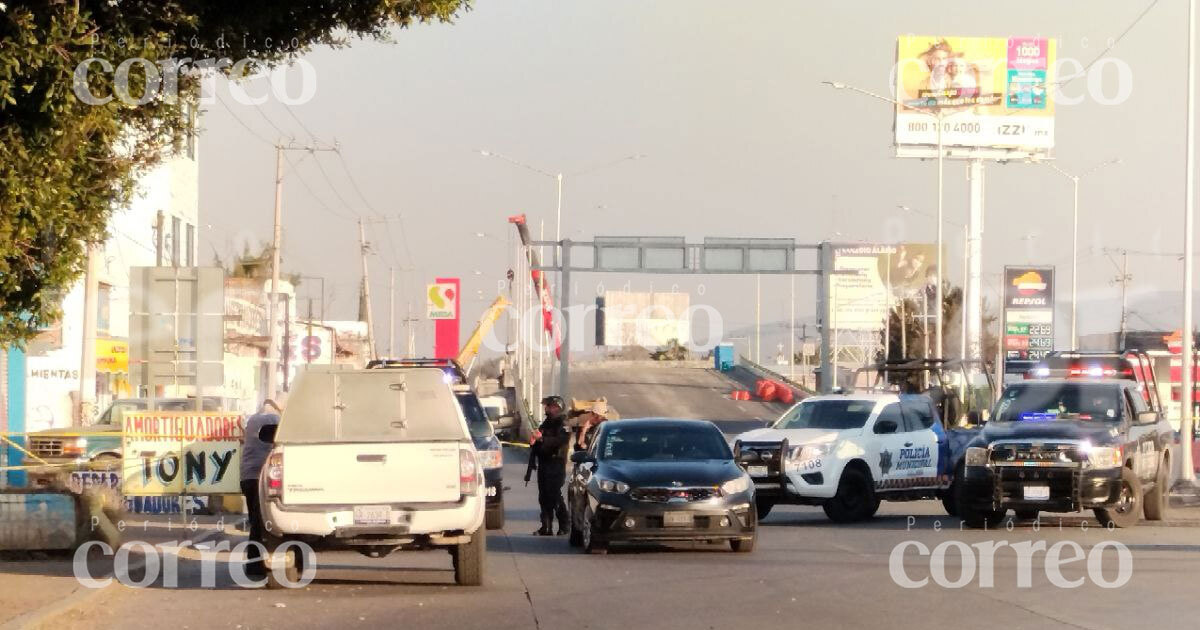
(524, 439, 540, 486)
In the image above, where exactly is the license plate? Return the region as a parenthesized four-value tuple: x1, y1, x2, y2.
(747, 465, 768, 477)
(1023, 485, 1051, 501)
(663, 512, 694, 527)
(353, 505, 391, 525)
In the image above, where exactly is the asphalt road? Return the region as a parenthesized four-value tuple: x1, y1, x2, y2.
(567, 364, 788, 433)
(33, 445, 1200, 630)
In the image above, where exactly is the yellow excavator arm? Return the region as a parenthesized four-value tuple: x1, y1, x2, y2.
(456, 295, 512, 374)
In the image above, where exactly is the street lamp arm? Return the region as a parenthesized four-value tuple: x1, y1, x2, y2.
(477, 149, 556, 179)
(567, 153, 646, 178)
(823, 80, 972, 122)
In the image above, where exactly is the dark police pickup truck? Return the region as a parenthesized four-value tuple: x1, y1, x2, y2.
(957, 378, 1173, 529)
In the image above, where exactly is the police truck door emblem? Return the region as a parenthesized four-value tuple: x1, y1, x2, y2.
(879, 450, 893, 475)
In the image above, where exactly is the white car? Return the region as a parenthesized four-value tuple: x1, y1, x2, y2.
(733, 393, 947, 523)
(258, 366, 487, 587)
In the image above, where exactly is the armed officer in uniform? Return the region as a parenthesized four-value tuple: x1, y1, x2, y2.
(526, 395, 571, 536)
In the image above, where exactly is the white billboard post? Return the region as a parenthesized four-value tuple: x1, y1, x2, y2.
(894, 36, 1057, 367)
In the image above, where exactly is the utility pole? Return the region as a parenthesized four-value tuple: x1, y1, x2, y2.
(755, 275, 761, 363)
(1106, 248, 1132, 350)
(78, 244, 99, 426)
(266, 146, 284, 402)
(266, 141, 336, 402)
(402, 303, 419, 358)
(1184, 0, 1198, 483)
(789, 274, 795, 380)
(388, 267, 396, 359)
(307, 298, 314, 364)
(358, 219, 378, 361)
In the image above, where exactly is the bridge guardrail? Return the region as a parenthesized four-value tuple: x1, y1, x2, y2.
(737, 355, 818, 398)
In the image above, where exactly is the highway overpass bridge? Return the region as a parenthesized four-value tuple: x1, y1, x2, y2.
(565, 361, 791, 434)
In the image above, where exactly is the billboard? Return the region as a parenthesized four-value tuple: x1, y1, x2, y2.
(832, 244, 938, 332)
(1002, 266, 1055, 361)
(598, 291, 690, 348)
(895, 36, 1056, 152)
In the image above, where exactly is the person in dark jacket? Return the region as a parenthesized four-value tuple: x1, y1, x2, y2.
(530, 395, 570, 536)
(240, 399, 282, 578)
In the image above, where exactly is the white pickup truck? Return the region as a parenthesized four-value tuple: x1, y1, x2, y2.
(258, 366, 486, 587)
(733, 393, 947, 523)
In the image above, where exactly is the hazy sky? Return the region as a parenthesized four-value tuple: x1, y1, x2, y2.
(196, 0, 1195, 355)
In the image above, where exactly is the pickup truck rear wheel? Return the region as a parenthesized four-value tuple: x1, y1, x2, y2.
(265, 543, 306, 590)
(453, 531, 486, 586)
(822, 467, 877, 523)
(1143, 456, 1169, 521)
(1095, 467, 1142, 529)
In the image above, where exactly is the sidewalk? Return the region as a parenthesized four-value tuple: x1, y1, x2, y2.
(0, 513, 235, 629)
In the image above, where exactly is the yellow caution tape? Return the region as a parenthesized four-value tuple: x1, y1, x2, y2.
(0, 434, 53, 466)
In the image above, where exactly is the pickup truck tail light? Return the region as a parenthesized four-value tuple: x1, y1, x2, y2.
(265, 451, 284, 498)
(460, 449, 481, 495)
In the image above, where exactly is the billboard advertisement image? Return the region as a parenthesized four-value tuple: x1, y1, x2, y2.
(895, 36, 1056, 152)
(832, 244, 938, 332)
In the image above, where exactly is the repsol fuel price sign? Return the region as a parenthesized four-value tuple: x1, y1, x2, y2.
(1003, 266, 1055, 361)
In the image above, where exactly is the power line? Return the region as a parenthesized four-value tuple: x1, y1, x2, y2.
(281, 101, 318, 141)
(253, 101, 291, 142)
(333, 149, 380, 215)
(214, 92, 274, 146)
(309, 154, 360, 217)
(281, 152, 357, 222)
(1055, 0, 1161, 88)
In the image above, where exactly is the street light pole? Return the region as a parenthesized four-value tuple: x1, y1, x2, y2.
(1071, 175, 1079, 350)
(1182, 0, 1197, 483)
(825, 81, 956, 359)
(1043, 159, 1120, 351)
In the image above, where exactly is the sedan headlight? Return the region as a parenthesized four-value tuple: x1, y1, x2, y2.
(965, 447, 989, 467)
(1083, 445, 1122, 469)
(477, 448, 503, 470)
(597, 478, 630, 494)
(788, 443, 831, 462)
(720, 475, 751, 496)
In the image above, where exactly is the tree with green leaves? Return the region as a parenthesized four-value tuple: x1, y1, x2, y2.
(0, 0, 466, 345)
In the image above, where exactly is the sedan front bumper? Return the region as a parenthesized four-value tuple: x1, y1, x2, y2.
(587, 491, 756, 544)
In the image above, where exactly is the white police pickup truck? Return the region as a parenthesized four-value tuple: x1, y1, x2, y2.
(733, 394, 949, 523)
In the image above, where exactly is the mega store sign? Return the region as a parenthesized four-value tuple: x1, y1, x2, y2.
(1003, 266, 1055, 360)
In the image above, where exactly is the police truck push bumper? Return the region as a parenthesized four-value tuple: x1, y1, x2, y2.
(961, 465, 1123, 513)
